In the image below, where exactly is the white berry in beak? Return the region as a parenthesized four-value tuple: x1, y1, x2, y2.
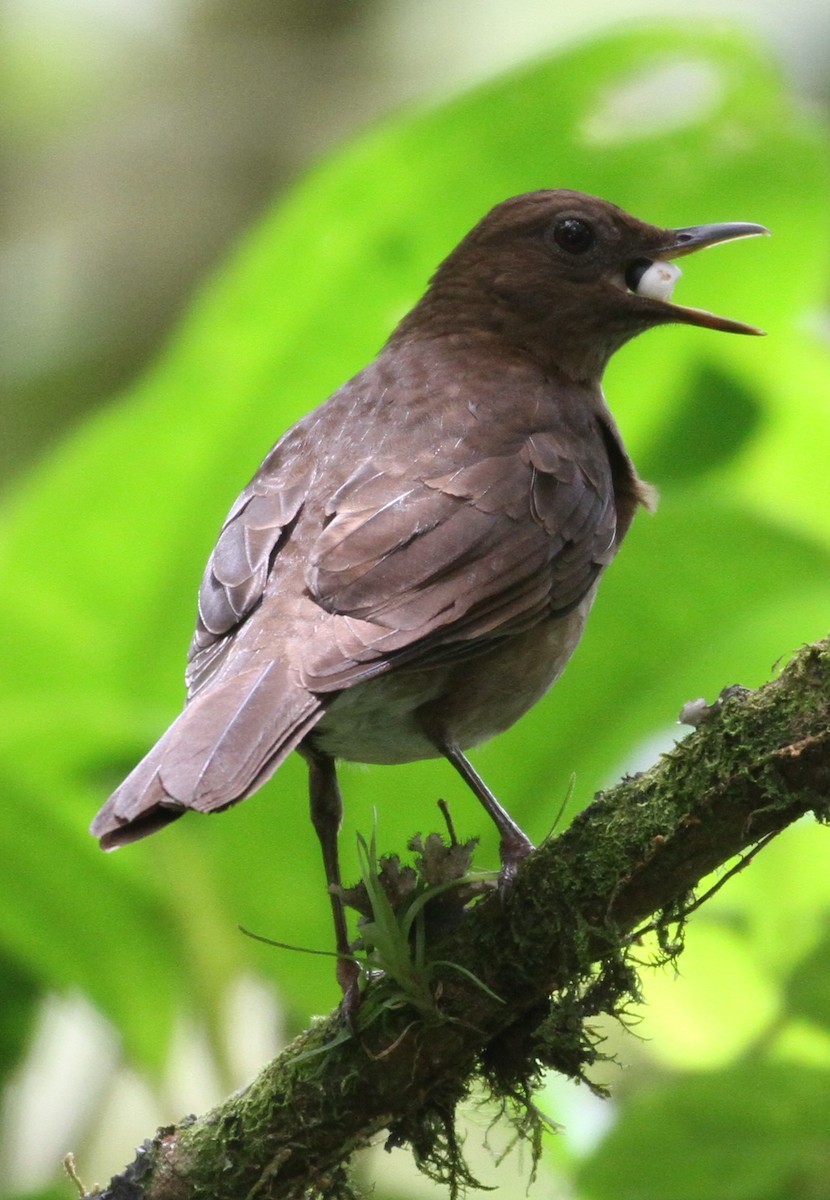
(628, 259, 682, 303)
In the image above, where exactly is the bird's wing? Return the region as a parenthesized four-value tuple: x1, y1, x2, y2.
(301, 428, 617, 690)
(185, 438, 311, 694)
(96, 431, 323, 843)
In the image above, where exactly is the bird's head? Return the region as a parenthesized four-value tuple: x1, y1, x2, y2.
(413, 189, 768, 382)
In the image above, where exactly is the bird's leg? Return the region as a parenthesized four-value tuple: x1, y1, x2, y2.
(439, 741, 534, 884)
(303, 748, 360, 1009)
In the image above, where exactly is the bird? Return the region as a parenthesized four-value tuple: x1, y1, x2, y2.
(92, 189, 766, 995)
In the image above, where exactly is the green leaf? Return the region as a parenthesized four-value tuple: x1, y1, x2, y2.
(1, 23, 828, 1063)
(578, 1064, 830, 1200)
(637, 363, 764, 485)
(0, 766, 183, 1070)
(0, 952, 40, 1089)
(784, 926, 830, 1037)
(634, 821, 830, 1069)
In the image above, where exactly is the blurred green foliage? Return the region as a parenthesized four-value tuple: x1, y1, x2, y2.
(579, 1062, 830, 1199)
(1, 21, 829, 1199)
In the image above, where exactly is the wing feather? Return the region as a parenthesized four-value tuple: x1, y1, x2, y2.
(186, 462, 309, 693)
(301, 429, 616, 690)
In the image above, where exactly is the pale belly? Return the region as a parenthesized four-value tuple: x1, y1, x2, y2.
(309, 599, 592, 764)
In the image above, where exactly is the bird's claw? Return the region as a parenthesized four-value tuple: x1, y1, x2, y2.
(497, 833, 534, 897)
(337, 957, 362, 1031)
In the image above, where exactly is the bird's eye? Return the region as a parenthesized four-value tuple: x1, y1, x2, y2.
(552, 217, 595, 254)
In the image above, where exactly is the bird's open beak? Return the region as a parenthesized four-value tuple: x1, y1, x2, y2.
(625, 221, 769, 336)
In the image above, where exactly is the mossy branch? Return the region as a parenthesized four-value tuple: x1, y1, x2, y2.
(88, 637, 830, 1200)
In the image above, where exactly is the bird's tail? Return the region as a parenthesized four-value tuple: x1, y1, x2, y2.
(91, 662, 322, 848)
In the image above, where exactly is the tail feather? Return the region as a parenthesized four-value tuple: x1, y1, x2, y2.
(91, 663, 322, 848)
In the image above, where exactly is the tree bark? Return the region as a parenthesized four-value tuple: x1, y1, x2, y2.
(87, 637, 830, 1200)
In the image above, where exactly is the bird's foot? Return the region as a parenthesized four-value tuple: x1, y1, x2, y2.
(337, 955, 362, 1030)
(498, 830, 534, 894)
